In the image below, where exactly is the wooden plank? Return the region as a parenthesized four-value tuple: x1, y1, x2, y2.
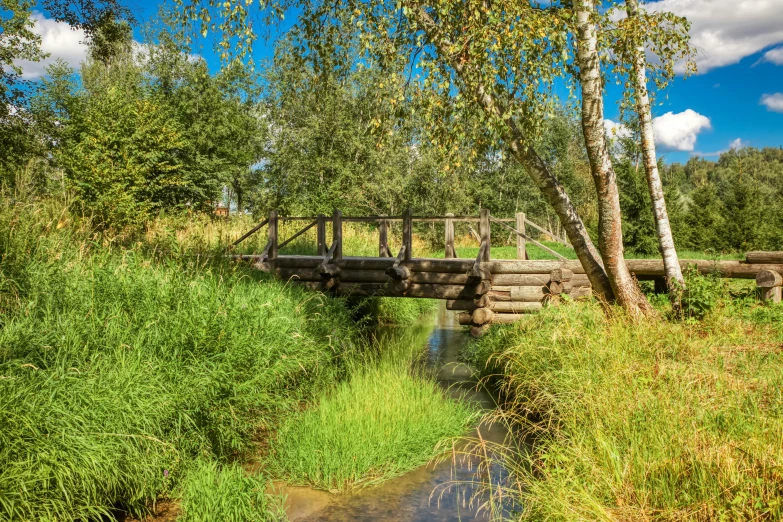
(757, 270, 783, 288)
(516, 212, 527, 260)
(746, 252, 783, 264)
(480, 209, 491, 263)
(317, 215, 326, 256)
(468, 225, 481, 243)
(472, 308, 494, 325)
(280, 215, 517, 223)
(268, 210, 278, 260)
(626, 260, 783, 279)
(489, 301, 543, 313)
(491, 313, 536, 324)
(411, 272, 469, 284)
(492, 274, 550, 286)
(379, 219, 390, 257)
(278, 220, 317, 251)
(231, 218, 269, 247)
(332, 210, 343, 261)
(760, 287, 782, 304)
(445, 213, 456, 259)
(403, 208, 413, 262)
(510, 286, 545, 301)
(266, 256, 477, 273)
(490, 260, 584, 274)
(446, 300, 478, 311)
(405, 283, 483, 300)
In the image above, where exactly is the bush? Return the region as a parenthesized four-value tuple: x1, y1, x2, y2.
(681, 266, 726, 319)
(268, 330, 476, 491)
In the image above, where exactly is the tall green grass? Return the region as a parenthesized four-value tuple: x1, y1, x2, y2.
(269, 326, 478, 492)
(0, 201, 360, 520)
(180, 461, 285, 522)
(465, 294, 783, 520)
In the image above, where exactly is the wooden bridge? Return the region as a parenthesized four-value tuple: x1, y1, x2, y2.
(232, 209, 783, 334)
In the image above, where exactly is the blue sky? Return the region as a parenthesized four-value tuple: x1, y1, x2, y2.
(22, 0, 783, 164)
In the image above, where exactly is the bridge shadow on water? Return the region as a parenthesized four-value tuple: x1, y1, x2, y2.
(284, 305, 518, 522)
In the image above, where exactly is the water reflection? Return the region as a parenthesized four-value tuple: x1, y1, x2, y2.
(285, 305, 509, 522)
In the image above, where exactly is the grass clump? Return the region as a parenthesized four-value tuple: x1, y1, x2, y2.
(269, 330, 477, 492)
(180, 461, 285, 522)
(466, 297, 783, 521)
(0, 201, 360, 520)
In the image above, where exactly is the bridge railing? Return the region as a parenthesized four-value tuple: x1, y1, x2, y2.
(230, 208, 573, 263)
(229, 212, 783, 311)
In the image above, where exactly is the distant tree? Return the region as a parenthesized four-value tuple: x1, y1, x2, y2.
(144, 25, 265, 213)
(59, 46, 185, 228)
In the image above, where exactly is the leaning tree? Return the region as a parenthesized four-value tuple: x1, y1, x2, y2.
(171, 0, 693, 314)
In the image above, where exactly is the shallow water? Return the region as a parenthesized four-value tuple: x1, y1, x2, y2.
(284, 305, 510, 522)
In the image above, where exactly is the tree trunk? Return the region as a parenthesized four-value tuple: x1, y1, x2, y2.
(574, 0, 652, 316)
(412, 4, 615, 302)
(625, 0, 685, 303)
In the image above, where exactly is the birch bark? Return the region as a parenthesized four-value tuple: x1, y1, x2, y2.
(625, 0, 685, 300)
(412, 5, 615, 302)
(574, 0, 652, 315)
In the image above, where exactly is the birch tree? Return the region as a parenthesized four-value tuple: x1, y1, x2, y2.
(616, 0, 694, 305)
(574, 0, 651, 315)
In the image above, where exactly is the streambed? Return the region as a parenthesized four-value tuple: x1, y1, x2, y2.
(284, 304, 509, 522)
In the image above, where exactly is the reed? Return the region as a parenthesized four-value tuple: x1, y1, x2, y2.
(268, 326, 478, 492)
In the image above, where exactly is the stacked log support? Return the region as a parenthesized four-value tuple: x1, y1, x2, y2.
(463, 209, 494, 337)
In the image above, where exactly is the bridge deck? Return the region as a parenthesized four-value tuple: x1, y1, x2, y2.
(233, 209, 783, 334)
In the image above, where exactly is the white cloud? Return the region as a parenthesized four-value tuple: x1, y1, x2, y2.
(605, 109, 711, 152)
(761, 93, 783, 113)
(14, 13, 88, 79)
(645, 0, 783, 73)
(760, 46, 783, 65)
(694, 137, 749, 157)
(729, 138, 747, 149)
(604, 119, 631, 140)
(651, 109, 711, 151)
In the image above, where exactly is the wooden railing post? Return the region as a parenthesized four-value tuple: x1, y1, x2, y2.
(757, 270, 783, 304)
(403, 208, 412, 261)
(333, 209, 343, 261)
(445, 213, 455, 259)
(379, 219, 390, 257)
(479, 208, 491, 262)
(268, 209, 278, 260)
(316, 214, 326, 256)
(516, 212, 527, 260)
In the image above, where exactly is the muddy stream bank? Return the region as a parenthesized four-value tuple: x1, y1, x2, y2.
(284, 304, 510, 522)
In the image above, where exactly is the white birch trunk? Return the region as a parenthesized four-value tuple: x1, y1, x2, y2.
(625, 0, 685, 293)
(575, 0, 652, 315)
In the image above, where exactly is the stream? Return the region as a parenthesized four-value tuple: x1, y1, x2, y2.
(284, 304, 510, 521)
